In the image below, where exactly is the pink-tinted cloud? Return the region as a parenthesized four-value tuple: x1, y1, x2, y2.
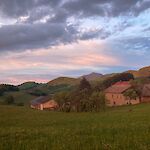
(0, 40, 121, 84)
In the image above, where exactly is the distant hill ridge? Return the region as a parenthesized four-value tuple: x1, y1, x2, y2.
(47, 77, 80, 86)
(81, 72, 103, 81)
(47, 72, 103, 86)
(127, 66, 150, 78)
(16, 66, 150, 88)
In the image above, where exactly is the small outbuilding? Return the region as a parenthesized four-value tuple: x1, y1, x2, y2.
(30, 96, 58, 110)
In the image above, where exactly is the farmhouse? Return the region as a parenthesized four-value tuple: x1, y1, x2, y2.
(30, 96, 58, 110)
(105, 81, 140, 106)
(141, 84, 150, 103)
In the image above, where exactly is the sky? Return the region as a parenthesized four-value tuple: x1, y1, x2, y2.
(0, 0, 150, 85)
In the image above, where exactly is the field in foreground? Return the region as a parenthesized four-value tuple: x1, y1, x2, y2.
(0, 104, 150, 150)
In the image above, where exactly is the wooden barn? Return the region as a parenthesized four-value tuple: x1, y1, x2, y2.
(105, 81, 140, 106)
(30, 96, 58, 110)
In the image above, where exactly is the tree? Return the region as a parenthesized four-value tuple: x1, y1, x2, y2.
(130, 78, 149, 102)
(79, 77, 91, 91)
(54, 91, 71, 112)
(90, 92, 106, 112)
(123, 89, 138, 103)
(78, 89, 91, 112)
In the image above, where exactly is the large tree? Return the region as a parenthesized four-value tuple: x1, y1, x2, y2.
(79, 77, 91, 91)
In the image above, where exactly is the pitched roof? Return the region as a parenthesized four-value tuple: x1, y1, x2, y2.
(105, 81, 131, 94)
(31, 96, 50, 106)
(142, 84, 150, 97)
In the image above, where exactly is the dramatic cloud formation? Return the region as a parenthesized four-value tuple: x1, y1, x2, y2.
(0, 0, 150, 84)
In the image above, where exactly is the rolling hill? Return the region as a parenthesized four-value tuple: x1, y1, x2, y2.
(47, 77, 80, 86)
(47, 72, 104, 86)
(127, 66, 150, 78)
(18, 82, 41, 90)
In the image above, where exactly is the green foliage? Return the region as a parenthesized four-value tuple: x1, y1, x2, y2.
(90, 92, 106, 112)
(54, 91, 70, 105)
(54, 79, 106, 112)
(75, 89, 92, 112)
(18, 82, 40, 90)
(130, 78, 149, 99)
(124, 89, 138, 100)
(79, 77, 91, 90)
(0, 84, 19, 96)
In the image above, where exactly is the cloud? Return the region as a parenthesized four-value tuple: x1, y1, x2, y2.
(0, 0, 149, 52)
(0, 0, 61, 18)
(63, 0, 150, 17)
(1, 0, 149, 20)
(0, 23, 78, 51)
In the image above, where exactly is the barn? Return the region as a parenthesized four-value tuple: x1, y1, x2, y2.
(105, 81, 140, 106)
(30, 96, 58, 110)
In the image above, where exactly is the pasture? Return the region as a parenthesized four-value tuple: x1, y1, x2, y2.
(0, 104, 150, 150)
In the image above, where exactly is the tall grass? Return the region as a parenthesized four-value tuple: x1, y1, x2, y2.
(0, 104, 150, 150)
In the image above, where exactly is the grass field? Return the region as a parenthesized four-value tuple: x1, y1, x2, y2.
(0, 104, 150, 150)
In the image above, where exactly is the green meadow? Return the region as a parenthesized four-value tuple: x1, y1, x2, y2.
(0, 104, 150, 150)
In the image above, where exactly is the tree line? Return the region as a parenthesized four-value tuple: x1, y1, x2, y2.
(54, 73, 135, 112)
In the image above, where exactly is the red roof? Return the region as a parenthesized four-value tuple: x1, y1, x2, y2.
(105, 81, 131, 94)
